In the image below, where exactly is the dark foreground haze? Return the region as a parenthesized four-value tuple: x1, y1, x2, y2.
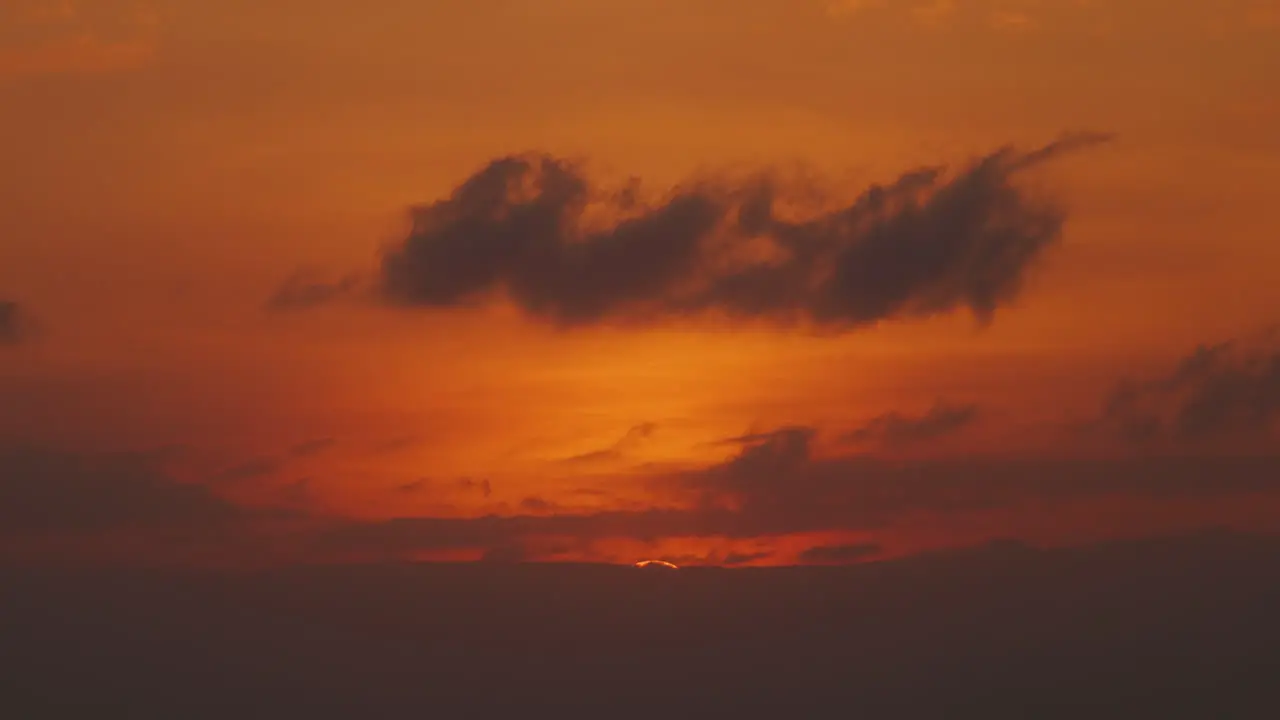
(3, 531, 1277, 719)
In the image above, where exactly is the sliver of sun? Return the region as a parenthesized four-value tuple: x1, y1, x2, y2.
(634, 559, 679, 569)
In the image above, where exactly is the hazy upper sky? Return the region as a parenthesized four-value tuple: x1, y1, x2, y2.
(2, 0, 1278, 567)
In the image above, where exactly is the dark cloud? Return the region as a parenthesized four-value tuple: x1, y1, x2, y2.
(1098, 336, 1280, 444)
(314, 507, 757, 560)
(798, 542, 883, 564)
(397, 479, 429, 494)
(0, 447, 246, 536)
(459, 477, 492, 498)
(371, 134, 1110, 328)
(842, 403, 979, 446)
(268, 270, 361, 311)
(291, 437, 337, 458)
(213, 456, 282, 483)
(679, 428, 1280, 532)
(520, 496, 555, 512)
(0, 299, 27, 345)
(394, 477, 492, 499)
(5, 437, 1275, 566)
(561, 423, 657, 464)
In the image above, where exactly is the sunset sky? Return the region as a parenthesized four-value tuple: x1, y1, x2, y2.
(2, 0, 1278, 567)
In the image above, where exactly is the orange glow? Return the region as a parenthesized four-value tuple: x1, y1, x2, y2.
(2, 0, 1278, 569)
(634, 560, 680, 570)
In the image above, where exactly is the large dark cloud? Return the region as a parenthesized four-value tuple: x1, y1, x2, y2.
(842, 402, 979, 446)
(1098, 335, 1280, 444)
(371, 133, 1110, 327)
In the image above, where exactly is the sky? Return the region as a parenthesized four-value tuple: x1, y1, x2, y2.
(1, 0, 1278, 567)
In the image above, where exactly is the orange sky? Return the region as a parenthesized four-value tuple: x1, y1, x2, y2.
(2, 0, 1278, 567)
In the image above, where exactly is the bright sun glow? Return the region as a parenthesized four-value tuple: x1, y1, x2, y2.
(633, 559, 679, 569)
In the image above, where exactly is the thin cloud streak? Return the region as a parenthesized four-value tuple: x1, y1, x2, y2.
(1096, 333, 1280, 445)
(842, 402, 979, 446)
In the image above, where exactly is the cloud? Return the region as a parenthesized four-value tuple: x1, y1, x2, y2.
(0, 446, 246, 537)
(267, 271, 361, 311)
(671, 426, 1280, 536)
(561, 423, 657, 464)
(1097, 335, 1280, 444)
(797, 542, 882, 564)
(459, 477, 492, 499)
(290, 437, 337, 458)
(315, 508, 743, 559)
(722, 550, 773, 565)
(0, 299, 25, 345)
(6, 433, 1278, 566)
(520, 496, 556, 512)
(213, 457, 282, 484)
(370, 134, 1110, 329)
(317, 437, 1280, 560)
(842, 403, 979, 447)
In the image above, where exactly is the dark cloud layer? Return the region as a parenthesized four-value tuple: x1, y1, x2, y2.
(0, 447, 245, 536)
(371, 134, 1110, 327)
(4, 436, 1278, 566)
(318, 432, 1280, 560)
(843, 403, 979, 446)
(680, 427, 1280, 530)
(798, 542, 883, 564)
(1099, 336, 1280, 444)
(6, 532, 1278, 717)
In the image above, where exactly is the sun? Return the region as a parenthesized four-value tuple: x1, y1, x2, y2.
(633, 559, 679, 569)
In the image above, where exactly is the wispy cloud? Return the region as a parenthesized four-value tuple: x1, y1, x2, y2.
(560, 423, 658, 465)
(267, 271, 362, 311)
(1095, 332, 1280, 446)
(842, 403, 979, 447)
